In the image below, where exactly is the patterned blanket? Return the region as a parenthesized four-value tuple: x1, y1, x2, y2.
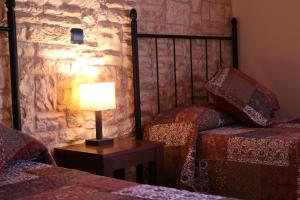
(0, 123, 232, 200)
(144, 105, 300, 199)
(0, 161, 233, 200)
(0, 163, 139, 200)
(198, 121, 300, 199)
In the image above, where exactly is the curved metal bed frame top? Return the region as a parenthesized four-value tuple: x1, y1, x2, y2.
(129, 8, 238, 139)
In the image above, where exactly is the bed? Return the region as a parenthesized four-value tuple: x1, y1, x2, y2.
(130, 8, 300, 200)
(0, 123, 234, 200)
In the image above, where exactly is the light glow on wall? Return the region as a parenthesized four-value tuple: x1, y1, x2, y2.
(71, 57, 105, 78)
(42, 49, 76, 59)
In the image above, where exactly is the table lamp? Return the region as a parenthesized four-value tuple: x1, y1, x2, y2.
(79, 82, 116, 146)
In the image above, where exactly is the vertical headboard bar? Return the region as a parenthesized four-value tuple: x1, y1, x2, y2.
(130, 9, 142, 140)
(189, 39, 194, 104)
(172, 38, 177, 107)
(205, 39, 209, 102)
(154, 38, 160, 113)
(6, 0, 21, 130)
(219, 39, 223, 66)
(231, 18, 239, 69)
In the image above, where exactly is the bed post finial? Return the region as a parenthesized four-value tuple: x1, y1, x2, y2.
(6, 0, 16, 10)
(130, 9, 137, 20)
(231, 17, 239, 69)
(231, 17, 237, 26)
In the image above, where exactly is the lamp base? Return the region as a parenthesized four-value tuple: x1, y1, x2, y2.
(85, 138, 114, 146)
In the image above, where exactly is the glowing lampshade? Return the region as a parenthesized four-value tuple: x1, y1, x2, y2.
(79, 82, 116, 111)
(79, 82, 116, 146)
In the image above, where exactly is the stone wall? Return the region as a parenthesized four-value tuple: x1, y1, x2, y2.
(0, 0, 232, 148)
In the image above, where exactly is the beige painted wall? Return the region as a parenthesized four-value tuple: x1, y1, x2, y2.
(231, 0, 300, 118)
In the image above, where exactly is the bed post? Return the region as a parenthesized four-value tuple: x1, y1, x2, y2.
(231, 18, 239, 69)
(6, 0, 21, 130)
(130, 9, 142, 140)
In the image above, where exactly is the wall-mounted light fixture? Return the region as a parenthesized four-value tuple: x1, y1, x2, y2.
(70, 28, 84, 44)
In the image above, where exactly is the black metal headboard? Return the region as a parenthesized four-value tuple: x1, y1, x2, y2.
(131, 9, 238, 139)
(1, 0, 21, 130)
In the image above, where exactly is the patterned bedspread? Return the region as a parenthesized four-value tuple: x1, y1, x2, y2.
(144, 104, 300, 199)
(0, 124, 232, 200)
(0, 161, 233, 200)
(197, 120, 300, 199)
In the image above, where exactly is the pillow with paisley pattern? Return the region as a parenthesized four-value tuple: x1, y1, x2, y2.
(204, 67, 280, 127)
(143, 103, 236, 146)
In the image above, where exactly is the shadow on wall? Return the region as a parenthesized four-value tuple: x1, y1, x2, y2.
(255, 57, 300, 119)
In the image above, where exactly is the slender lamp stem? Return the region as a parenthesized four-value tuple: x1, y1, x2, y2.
(95, 111, 103, 140)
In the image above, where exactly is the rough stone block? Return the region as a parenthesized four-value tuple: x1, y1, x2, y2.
(0, 94, 11, 109)
(66, 110, 84, 128)
(0, 64, 9, 90)
(138, 3, 165, 22)
(18, 42, 36, 58)
(35, 75, 57, 111)
(191, 13, 202, 27)
(191, 0, 202, 13)
(201, 1, 210, 21)
(33, 131, 58, 146)
(36, 112, 67, 132)
(210, 3, 225, 23)
(166, 0, 190, 25)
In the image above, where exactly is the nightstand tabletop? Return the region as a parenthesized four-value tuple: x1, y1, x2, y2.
(54, 137, 164, 157)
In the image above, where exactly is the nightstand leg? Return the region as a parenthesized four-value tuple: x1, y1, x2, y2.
(150, 147, 163, 185)
(114, 169, 125, 180)
(102, 161, 114, 178)
(148, 161, 156, 185)
(136, 164, 144, 183)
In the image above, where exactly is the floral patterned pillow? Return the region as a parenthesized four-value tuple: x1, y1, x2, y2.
(204, 67, 280, 127)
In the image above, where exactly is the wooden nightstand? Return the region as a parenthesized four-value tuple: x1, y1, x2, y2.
(54, 137, 164, 185)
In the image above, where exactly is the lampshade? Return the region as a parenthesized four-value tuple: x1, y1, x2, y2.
(80, 82, 116, 111)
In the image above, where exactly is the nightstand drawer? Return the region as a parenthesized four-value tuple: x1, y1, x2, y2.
(55, 150, 102, 175)
(103, 149, 157, 170)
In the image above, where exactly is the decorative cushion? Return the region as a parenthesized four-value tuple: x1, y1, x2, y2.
(0, 124, 55, 172)
(204, 67, 280, 127)
(144, 103, 236, 146)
